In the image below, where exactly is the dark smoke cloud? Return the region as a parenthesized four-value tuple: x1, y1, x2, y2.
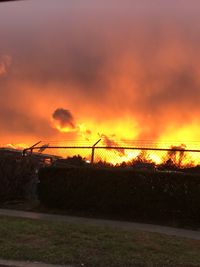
(100, 134, 125, 155)
(52, 108, 75, 129)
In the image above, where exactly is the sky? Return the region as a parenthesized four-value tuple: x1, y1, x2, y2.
(0, 0, 200, 157)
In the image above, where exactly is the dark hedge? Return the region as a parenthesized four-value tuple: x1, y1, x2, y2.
(0, 155, 37, 202)
(38, 167, 200, 223)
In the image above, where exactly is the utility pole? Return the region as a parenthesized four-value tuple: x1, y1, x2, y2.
(91, 139, 101, 164)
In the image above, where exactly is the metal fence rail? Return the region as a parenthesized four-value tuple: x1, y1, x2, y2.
(23, 140, 200, 167)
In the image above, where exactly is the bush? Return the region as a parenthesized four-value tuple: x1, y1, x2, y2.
(0, 155, 37, 202)
(38, 166, 200, 223)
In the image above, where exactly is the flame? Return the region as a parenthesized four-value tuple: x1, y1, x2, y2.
(1, 1, 200, 167)
(2, 113, 200, 167)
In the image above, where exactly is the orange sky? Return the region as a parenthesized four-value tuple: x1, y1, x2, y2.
(0, 0, 200, 162)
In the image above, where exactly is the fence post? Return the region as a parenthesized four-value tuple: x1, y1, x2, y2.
(23, 141, 41, 156)
(91, 139, 101, 164)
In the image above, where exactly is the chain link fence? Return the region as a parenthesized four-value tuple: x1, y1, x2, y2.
(92, 148, 200, 168)
(24, 139, 200, 168)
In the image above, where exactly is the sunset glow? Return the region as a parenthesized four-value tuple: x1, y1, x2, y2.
(0, 0, 200, 165)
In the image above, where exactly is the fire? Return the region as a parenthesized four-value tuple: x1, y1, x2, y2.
(9, 114, 198, 167)
(158, 124, 200, 166)
(1, 0, 200, 167)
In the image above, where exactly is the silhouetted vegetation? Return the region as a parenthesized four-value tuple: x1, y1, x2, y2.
(53, 155, 86, 167)
(38, 166, 200, 225)
(117, 151, 156, 170)
(94, 160, 113, 168)
(0, 155, 38, 202)
(160, 145, 194, 169)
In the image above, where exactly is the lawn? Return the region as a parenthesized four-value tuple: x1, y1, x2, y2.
(0, 216, 200, 267)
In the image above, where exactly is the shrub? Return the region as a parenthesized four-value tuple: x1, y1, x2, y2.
(38, 166, 200, 223)
(0, 155, 37, 202)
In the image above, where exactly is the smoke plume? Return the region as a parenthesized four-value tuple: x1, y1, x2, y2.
(101, 134, 125, 155)
(52, 108, 76, 129)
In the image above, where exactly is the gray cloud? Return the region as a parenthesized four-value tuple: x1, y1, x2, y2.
(52, 108, 75, 129)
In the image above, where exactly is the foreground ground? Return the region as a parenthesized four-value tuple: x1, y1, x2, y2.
(0, 216, 200, 267)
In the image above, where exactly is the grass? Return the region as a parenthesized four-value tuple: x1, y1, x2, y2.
(1, 200, 199, 230)
(0, 216, 200, 266)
